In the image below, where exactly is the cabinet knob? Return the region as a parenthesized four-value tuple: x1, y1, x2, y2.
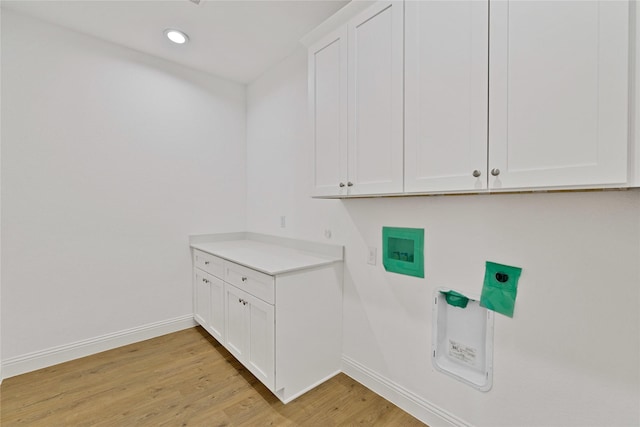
(491, 168, 501, 176)
(339, 182, 345, 188)
(204, 261, 210, 265)
(472, 170, 481, 178)
(347, 182, 353, 187)
(238, 298, 242, 304)
(241, 277, 247, 282)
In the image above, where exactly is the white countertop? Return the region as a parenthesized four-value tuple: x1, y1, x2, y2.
(190, 239, 342, 275)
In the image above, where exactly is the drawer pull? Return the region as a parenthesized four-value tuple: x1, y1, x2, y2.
(241, 277, 248, 282)
(204, 261, 210, 265)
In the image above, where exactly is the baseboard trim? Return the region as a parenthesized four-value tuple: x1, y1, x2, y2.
(277, 369, 342, 404)
(1, 315, 196, 380)
(342, 356, 471, 427)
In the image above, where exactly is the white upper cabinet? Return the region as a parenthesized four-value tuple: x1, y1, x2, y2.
(404, 0, 489, 193)
(489, 0, 630, 189)
(309, 27, 348, 197)
(347, 1, 404, 195)
(307, 0, 635, 196)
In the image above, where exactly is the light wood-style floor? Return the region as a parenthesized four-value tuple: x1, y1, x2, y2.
(1, 327, 426, 426)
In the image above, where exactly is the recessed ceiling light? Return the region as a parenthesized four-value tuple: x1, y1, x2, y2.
(164, 29, 189, 45)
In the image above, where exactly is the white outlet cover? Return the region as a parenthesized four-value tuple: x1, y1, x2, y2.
(367, 247, 377, 265)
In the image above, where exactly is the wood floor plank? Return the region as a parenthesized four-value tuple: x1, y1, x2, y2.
(1, 327, 427, 426)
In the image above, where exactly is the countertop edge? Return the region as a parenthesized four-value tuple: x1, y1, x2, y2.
(189, 233, 344, 276)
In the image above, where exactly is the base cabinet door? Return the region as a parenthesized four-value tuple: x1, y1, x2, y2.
(245, 294, 275, 391)
(224, 284, 275, 391)
(224, 284, 248, 362)
(208, 275, 225, 343)
(194, 269, 210, 329)
(194, 269, 224, 343)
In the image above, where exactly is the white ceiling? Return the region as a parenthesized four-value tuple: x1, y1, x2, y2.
(1, 0, 349, 84)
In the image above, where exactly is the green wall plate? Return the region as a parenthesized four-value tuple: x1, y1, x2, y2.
(382, 227, 424, 278)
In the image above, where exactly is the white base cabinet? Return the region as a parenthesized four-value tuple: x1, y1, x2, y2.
(191, 237, 343, 404)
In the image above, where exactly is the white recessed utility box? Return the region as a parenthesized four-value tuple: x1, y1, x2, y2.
(432, 289, 494, 391)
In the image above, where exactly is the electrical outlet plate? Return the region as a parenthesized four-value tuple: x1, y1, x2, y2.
(367, 247, 377, 265)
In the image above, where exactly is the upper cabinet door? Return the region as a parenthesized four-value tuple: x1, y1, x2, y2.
(404, 0, 489, 193)
(309, 27, 348, 197)
(489, 0, 630, 189)
(347, 1, 404, 195)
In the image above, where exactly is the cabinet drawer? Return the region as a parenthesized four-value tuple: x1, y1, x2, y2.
(193, 249, 224, 278)
(224, 262, 275, 305)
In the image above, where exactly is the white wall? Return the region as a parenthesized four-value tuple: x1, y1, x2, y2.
(0, 4, 3, 383)
(1, 11, 247, 362)
(246, 48, 640, 426)
(246, 49, 349, 241)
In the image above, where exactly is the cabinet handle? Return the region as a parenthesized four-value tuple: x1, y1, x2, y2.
(339, 182, 345, 188)
(347, 182, 353, 187)
(243, 301, 247, 306)
(238, 298, 242, 304)
(241, 277, 247, 282)
(204, 261, 210, 265)
(202, 278, 209, 283)
(491, 168, 500, 176)
(472, 170, 481, 178)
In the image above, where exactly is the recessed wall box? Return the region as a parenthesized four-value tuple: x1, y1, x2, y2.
(382, 227, 424, 278)
(432, 289, 494, 391)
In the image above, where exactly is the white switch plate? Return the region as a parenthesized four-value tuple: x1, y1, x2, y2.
(367, 247, 377, 265)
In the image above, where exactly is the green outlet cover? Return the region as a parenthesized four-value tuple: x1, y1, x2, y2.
(382, 227, 424, 278)
(480, 261, 523, 318)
